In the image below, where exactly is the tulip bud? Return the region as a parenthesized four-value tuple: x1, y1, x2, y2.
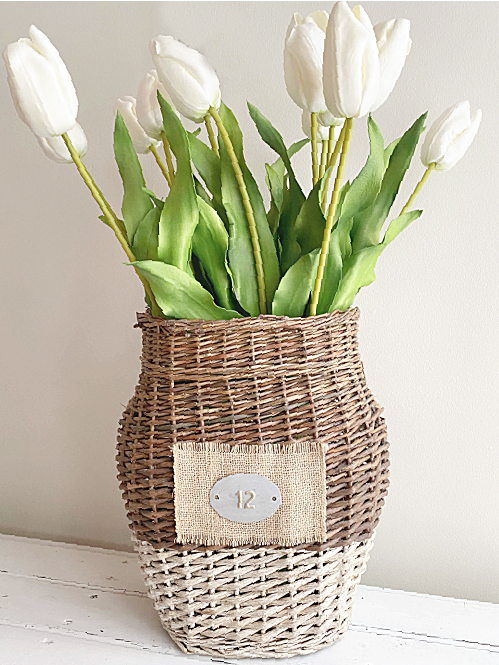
(302, 111, 341, 142)
(136, 69, 176, 140)
(323, 2, 380, 119)
(421, 101, 482, 171)
(284, 15, 328, 113)
(150, 36, 221, 123)
(115, 97, 160, 154)
(371, 19, 411, 112)
(37, 122, 87, 163)
(3, 25, 78, 138)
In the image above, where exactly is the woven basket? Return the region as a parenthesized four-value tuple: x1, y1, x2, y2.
(117, 309, 389, 658)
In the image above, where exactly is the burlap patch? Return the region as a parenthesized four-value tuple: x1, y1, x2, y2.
(173, 441, 327, 547)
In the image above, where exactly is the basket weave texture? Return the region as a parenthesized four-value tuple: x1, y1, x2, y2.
(116, 309, 389, 658)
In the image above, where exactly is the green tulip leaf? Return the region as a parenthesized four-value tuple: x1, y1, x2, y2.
(338, 115, 385, 223)
(247, 103, 305, 272)
(99, 214, 129, 237)
(187, 132, 222, 207)
(277, 189, 303, 272)
(309, 116, 385, 312)
(331, 209, 423, 311)
(295, 175, 351, 257)
(192, 196, 237, 311)
(351, 112, 427, 252)
(190, 253, 214, 294)
(265, 163, 284, 212)
(316, 214, 355, 314)
(113, 112, 153, 244)
(219, 103, 279, 315)
(142, 187, 164, 209)
(156, 95, 199, 271)
(295, 176, 326, 256)
(248, 102, 295, 173)
(288, 138, 310, 158)
(194, 177, 211, 203)
(384, 137, 401, 172)
(272, 249, 320, 317)
(131, 206, 160, 261)
(267, 138, 309, 183)
(330, 245, 384, 312)
(133, 260, 242, 320)
(264, 140, 308, 239)
(382, 209, 423, 245)
(265, 163, 285, 236)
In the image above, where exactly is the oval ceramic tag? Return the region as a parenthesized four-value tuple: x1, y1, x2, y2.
(210, 473, 282, 523)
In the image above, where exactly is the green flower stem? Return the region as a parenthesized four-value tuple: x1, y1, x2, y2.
(319, 139, 328, 179)
(311, 112, 319, 185)
(208, 106, 267, 314)
(327, 124, 336, 164)
(149, 144, 172, 187)
(204, 115, 219, 156)
(321, 122, 346, 211)
(310, 117, 354, 317)
(400, 163, 436, 214)
(160, 131, 175, 183)
(61, 133, 161, 317)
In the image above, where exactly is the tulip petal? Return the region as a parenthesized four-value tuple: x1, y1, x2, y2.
(286, 14, 303, 40)
(151, 36, 221, 122)
(324, 1, 373, 118)
(284, 21, 326, 112)
(283, 49, 309, 110)
(115, 96, 157, 153)
(302, 110, 329, 140)
(421, 101, 471, 166)
(28, 26, 78, 120)
(353, 5, 380, 117)
(308, 10, 329, 33)
(38, 122, 87, 163)
(157, 58, 211, 122)
(4, 41, 76, 137)
(136, 70, 174, 140)
(318, 109, 343, 127)
(371, 18, 410, 112)
(435, 109, 482, 170)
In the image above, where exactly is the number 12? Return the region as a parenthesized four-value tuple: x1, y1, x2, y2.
(237, 490, 256, 509)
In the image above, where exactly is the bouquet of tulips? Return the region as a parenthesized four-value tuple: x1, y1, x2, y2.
(4, 2, 481, 320)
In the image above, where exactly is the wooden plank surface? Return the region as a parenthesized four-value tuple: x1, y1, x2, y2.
(1, 534, 498, 664)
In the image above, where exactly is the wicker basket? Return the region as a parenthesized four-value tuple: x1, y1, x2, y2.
(117, 309, 389, 658)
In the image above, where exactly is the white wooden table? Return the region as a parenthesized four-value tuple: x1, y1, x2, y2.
(1, 534, 498, 664)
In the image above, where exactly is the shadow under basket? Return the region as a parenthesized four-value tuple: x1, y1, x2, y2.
(117, 308, 389, 659)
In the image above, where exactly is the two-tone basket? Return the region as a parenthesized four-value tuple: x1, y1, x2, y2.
(117, 308, 389, 658)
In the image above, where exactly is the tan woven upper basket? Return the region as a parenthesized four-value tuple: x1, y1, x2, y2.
(117, 308, 389, 552)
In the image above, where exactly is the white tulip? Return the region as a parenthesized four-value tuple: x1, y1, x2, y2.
(284, 15, 328, 113)
(136, 69, 176, 140)
(323, 2, 380, 119)
(150, 36, 221, 123)
(3, 25, 78, 138)
(286, 11, 329, 39)
(115, 97, 159, 154)
(302, 111, 341, 142)
(37, 122, 87, 163)
(371, 19, 411, 112)
(421, 101, 482, 171)
(318, 109, 343, 127)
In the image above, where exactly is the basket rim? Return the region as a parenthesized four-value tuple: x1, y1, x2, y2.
(135, 307, 360, 330)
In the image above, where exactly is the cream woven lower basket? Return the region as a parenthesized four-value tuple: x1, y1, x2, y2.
(117, 310, 389, 659)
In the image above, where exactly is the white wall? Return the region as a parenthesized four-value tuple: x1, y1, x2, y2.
(1, 2, 498, 604)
